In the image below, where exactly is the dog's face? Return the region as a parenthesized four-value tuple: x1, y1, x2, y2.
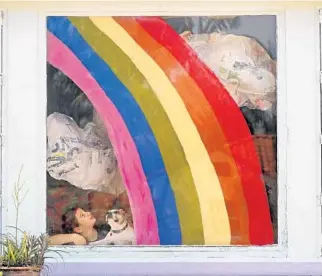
(105, 209, 126, 225)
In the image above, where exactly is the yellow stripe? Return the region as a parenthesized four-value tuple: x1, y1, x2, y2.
(90, 17, 231, 244)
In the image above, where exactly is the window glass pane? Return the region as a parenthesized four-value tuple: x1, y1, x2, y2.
(46, 15, 277, 246)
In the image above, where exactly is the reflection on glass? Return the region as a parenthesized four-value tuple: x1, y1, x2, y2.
(46, 15, 277, 246)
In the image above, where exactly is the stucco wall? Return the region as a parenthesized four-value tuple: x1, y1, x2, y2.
(0, 2, 322, 275)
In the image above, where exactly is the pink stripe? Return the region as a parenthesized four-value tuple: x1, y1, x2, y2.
(47, 31, 160, 245)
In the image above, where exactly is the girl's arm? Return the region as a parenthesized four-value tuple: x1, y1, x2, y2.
(48, 233, 87, 245)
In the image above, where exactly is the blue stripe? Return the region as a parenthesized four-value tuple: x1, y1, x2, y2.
(47, 16, 181, 245)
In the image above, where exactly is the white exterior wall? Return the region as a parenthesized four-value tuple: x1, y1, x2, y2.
(0, 1, 322, 275)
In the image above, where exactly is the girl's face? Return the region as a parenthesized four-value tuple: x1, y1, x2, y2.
(74, 208, 96, 233)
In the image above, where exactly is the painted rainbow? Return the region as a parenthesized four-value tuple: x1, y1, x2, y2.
(47, 16, 274, 246)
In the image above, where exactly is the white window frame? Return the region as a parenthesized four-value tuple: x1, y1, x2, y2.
(1, 1, 321, 265)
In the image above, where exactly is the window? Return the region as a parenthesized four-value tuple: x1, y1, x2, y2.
(46, 15, 278, 247)
(1, 3, 321, 265)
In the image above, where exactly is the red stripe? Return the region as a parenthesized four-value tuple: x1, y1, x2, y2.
(136, 16, 273, 245)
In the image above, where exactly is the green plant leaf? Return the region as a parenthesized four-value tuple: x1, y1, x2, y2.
(0, 166, 65, 268)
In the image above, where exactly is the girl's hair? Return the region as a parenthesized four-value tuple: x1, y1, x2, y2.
(62, 206, 80, 234)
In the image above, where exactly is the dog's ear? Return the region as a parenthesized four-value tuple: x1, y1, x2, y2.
(124, 211, 133, 225)
(119, 209, 125, 215)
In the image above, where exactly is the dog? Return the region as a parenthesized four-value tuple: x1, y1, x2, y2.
(90, 209, 136, 246)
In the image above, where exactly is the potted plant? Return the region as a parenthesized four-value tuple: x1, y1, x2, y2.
(0, 167, 63, 276)
(0, 233, 50, 276)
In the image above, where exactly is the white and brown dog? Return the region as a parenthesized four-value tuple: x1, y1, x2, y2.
(90, 209, 136, 246)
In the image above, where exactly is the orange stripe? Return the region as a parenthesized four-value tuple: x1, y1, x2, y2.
(115, 17, 250, 244)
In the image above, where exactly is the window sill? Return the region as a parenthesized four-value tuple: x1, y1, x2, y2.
(48, 245, 287, 262)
